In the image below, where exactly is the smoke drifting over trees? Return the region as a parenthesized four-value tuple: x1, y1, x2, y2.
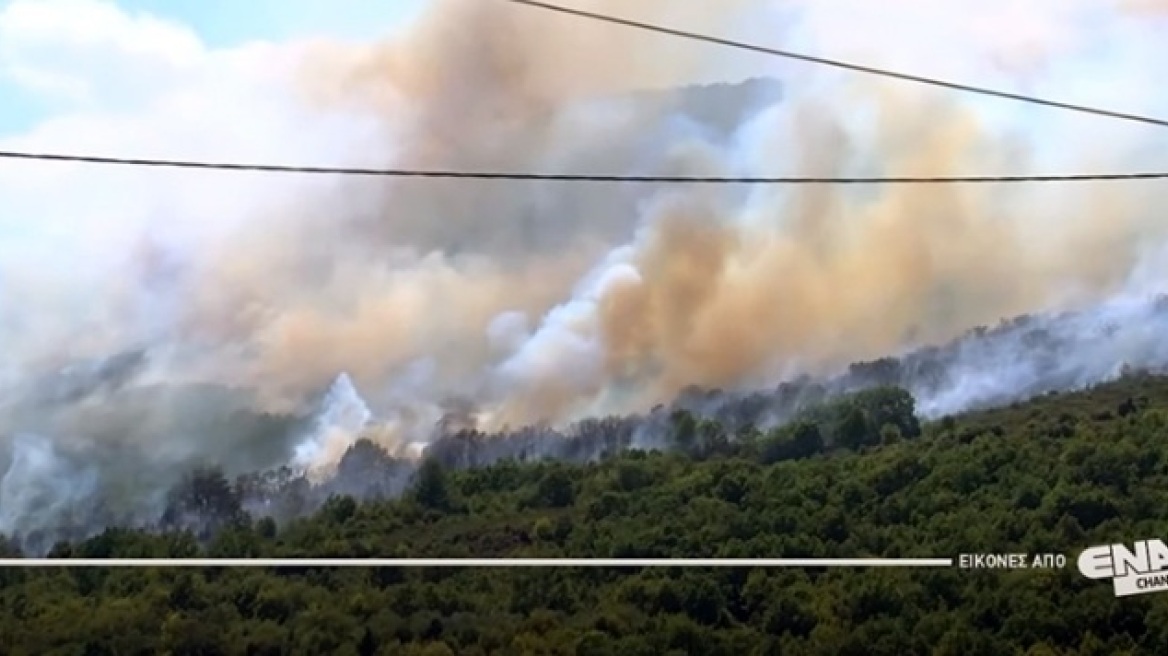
(2, 0, 1168, 550)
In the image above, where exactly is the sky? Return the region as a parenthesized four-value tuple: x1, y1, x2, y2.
(1, 0, 1167, 501)
(1, 0, 1166, 374)
(0, 0, 431, 255)
(0, 0, 427, 133)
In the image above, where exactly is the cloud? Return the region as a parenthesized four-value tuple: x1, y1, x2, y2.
(0, 0, 392, 372)
(1118, 0, 1168, 14)
(0, 0, 203, 103)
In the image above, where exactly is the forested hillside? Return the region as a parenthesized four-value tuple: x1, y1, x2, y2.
(3, 374, 1168, 654)
(11, 292, 1167, 556)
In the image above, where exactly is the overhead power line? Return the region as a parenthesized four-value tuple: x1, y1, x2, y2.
(504, 0, 1168, 130)
(2, 150, 1166, 183)
(2, 3, 1164, 183)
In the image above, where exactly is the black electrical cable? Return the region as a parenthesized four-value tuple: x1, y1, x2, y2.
(1, 151, 1165, 183)
(504, 0, 1168, 130)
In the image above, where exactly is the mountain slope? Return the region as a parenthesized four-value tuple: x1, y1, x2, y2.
(3, 373, 1168, 654)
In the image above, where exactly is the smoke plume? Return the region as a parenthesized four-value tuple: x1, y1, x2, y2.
(2, 0, 1168, 546)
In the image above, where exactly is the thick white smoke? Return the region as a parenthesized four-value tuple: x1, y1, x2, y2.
(1, 0, 1168, 539)
(0, 435, 99, 537)
(293, 373, 373, 477)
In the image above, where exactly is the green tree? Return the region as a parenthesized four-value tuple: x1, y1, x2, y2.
(413, 459, 451, 511)
(533, 468, 576, 508)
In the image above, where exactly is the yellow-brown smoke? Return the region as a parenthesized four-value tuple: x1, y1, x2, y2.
(75, 0, 1168, 453)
